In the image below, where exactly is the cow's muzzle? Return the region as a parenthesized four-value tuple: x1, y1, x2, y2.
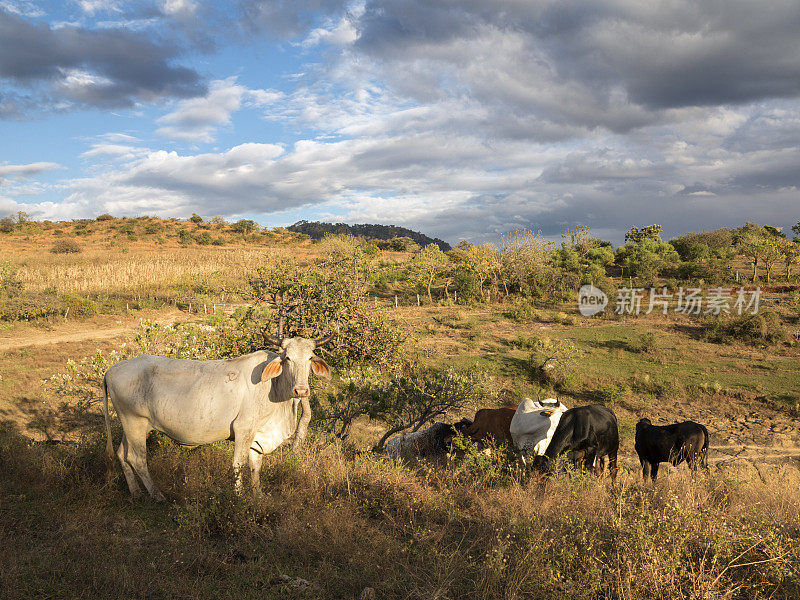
(293, 387, 310, 398)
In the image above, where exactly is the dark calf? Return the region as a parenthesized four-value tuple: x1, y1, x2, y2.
(540, 405, 619, 480)
(463, 407, 517, 446)
(634, 419, 709, 481)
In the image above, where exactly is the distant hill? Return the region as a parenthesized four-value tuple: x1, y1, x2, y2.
(288, 221, 451, 251)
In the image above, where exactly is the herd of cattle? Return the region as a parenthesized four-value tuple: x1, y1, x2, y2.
(384, 398, 710, 481)
(101, 333, 710, 501)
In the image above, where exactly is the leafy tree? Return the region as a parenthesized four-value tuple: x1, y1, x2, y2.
(190, 213, 203, 224)
(552, 225, 614, 284)
(792, 220, 800, 239)
(615, 225, 679, 286)
(409, 244, 449, 303)
(96, 213, 115, 221)
(500, 229, 555, 297)
(670, 229, 736, 283)
(624, 224, 662, 244)
(232, 219, 259, 234)
(778, 238, 800, 281)
(0, 217, 14, 233)
(210, 215, 228, 226)
(314, 367, 483, 445)
(734, 222, 781, 282)
(248, 257, 405, 370)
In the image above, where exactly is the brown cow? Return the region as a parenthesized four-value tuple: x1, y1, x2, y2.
(464, 406, 518, 446)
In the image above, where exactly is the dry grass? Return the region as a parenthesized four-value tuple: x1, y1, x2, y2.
(1, 426, 798, 600)
(12, 246, 286, 296)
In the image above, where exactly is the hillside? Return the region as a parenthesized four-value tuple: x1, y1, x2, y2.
(288, 220, 452, 251)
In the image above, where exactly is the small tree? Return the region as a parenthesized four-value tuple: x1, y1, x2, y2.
(735, 222, 772, 282)
(190, 213, 203, 224)
(232, 219, 259, 234)
(410, 244, 449, 303)
(0, 217, 14, 233)
(615, 225, 679, 285)
(779, 238, 800, 280)
(500, 229, 555, 297)
(371, 368, 484, 450)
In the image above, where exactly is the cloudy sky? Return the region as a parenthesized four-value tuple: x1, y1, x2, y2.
(1, 0, 799, 244)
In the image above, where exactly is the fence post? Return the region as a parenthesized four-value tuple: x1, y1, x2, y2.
(394, 295, 398, 308)
(416, 294, 420, 306)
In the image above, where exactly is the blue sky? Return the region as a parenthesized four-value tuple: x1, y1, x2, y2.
(1, 1, 800, 244)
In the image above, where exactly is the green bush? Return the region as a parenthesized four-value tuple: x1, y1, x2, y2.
(96, 213, 115, 221)
(1, 261, 24, 298)
(627, 332, 657, 353)
(504, 300, 541, 322)
(0, 217, 14, 233)
(0, 294, 63, 321)
(61, 294, 99, 317)
(50, 239, 82, 254)
(703, 311, 786, 345)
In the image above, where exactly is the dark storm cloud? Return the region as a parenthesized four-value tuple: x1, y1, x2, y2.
(0, 8, 205, 112)
(352, 0, 800, 127)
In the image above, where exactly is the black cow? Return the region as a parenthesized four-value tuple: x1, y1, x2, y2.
(539, 405, 619, 480)
(634, 419, 709, 481)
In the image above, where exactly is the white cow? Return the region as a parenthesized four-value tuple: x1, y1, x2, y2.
(102, 333, 332, 500)
(510, 397, 568, 462)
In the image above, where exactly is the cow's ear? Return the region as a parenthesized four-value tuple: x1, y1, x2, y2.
(539, 410, 555, 417)
(310, 356, 331, 380)
(261, 357, 284, 382)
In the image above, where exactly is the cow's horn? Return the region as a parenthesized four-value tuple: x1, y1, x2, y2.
(313, 332, 334, 347)
(262, 330, 283, 346)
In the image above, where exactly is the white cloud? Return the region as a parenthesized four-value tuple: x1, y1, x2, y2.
(156, 78, 282, 142)
(0, 162, 63, 179)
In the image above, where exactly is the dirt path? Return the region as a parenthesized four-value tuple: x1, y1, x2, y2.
(0, 326, 130, 352)
(0, 309, 189, 353)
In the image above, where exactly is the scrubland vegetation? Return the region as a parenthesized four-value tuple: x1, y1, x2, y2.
(1, 212, 800, 599)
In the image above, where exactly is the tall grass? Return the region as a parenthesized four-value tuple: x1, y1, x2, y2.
(13, 247, 290, 296)
(1, 422, 797, 600)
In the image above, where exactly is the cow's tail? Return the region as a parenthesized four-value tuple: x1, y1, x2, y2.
(102, 374, 115, 474)
(699, 424, 710, 471)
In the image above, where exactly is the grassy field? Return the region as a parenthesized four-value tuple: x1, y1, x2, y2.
(1, 226, 800, 599)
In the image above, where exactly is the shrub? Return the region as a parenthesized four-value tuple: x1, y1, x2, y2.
(504, 300, 541, 322)
(96, 213, 115, 221)
(1, 261, 24, 298)
(195, 232, 213, 245)
(703, 311, 786, 345)
(0, 217, 15, 233)
(0, 293, 63, 321)
(50, 239, 82, 254)
(232, 219, 259, 234)
(628, 332, 657, 353)
(61, 294, 99, 317)
(190, 213, 203, 224)
(178, 229, 194, 245)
